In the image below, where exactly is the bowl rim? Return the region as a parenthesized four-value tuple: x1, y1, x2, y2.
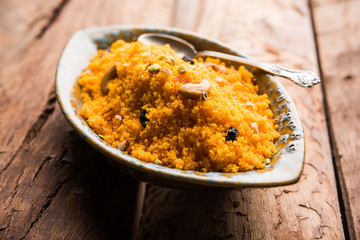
(55, 24, 305, 188)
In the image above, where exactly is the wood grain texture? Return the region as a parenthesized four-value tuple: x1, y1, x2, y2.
(0, 0, 65, 65)
(312, 0, 360, 238)
(0, 0, 175, 238)
(0, 0, 354, 239)
(138, 0, 345, 239)
(0, 104, 140, 239)
(0, 0, 67, 174)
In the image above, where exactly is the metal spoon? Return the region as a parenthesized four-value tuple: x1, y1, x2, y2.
(138, 33, 321, 88)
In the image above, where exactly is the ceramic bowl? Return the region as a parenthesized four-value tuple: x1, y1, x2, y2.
(56, 25, 305, 188)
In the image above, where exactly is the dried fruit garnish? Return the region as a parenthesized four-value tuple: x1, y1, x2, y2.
(117, 140, 129, 151)
(182, 56, 194, 65)
(165, 56, 175, 65)
(140, 109, 149, 128)
(178, 79, 211, 100)
(178, 66, 186, 74)
(147, 64, 161, 73)
(226, 127, 238, 141)
(98, 134, 105, 140)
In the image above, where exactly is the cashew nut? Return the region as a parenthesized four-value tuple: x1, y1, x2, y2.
(178, 79, 211, 100)
(117, 140, 129, 151)
(245, 101, 255, 107)
(101, 64, 118, 95)
(250, 122, 259, 134)
(202, 62, 228, 74)
(160, 67, 172, 76)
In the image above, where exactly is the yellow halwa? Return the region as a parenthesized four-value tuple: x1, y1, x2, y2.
(78, 40, 279, 172)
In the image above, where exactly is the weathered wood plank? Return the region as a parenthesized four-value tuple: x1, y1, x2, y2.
(312, 0, 360, 239)
(139, 0, 345, 239)
(0, 0, 65, 65)
(1, 104, 140, 239)
(0, 0, 67, 172)
(0, 0, 174, 238)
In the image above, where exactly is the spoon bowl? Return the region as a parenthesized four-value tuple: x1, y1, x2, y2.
(138, 33, 198, 59)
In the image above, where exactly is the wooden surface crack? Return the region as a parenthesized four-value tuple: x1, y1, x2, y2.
(0, 91, 56, 175)
(274, 212, 283, 230)
(36, 0, 70, 39)
(32, 156, 53, 183)
(7, 170, 25, 206)
(299, 203, 329, 239)
(3, 207, 20, 239)
(274, 189, 298, 199)
(1, 169, 25, 238)
(274, 192, 284, 230)
(19, 180, 66, 240)
(305, 162, 324, 184)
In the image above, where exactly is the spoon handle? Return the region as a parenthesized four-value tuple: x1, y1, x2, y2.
(196, 50, 321, 88)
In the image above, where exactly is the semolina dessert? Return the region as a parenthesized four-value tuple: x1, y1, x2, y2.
(78, 40, 280, 172)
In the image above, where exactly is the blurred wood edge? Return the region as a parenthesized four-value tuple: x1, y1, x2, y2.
(312, 0, 360, 239)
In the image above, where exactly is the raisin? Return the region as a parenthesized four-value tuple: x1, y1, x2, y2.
(226, 127, 238, 141)
(182, 56, 194, 65)
(140, 109, 149, 128)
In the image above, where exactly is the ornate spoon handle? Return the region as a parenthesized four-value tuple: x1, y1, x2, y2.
(197, 50, 321, 88)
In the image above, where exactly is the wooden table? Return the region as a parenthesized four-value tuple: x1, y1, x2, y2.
(0, 0, 358, 239)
